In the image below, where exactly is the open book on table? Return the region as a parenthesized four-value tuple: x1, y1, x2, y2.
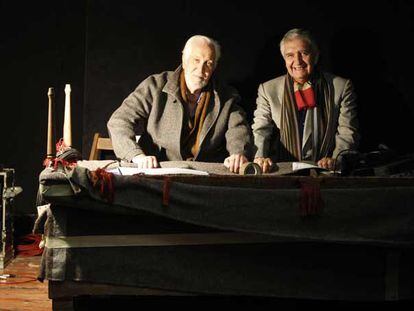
(290, 161, 338, 175)
(107, 166, 209, 176)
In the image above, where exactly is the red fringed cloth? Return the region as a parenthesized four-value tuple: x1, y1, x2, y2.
(43, 157, 77, 170)
(43, 138, 81, 169)
(56, 138, 71, 155)
(89, 168, 115, 204)
(299, 179, 324, 216)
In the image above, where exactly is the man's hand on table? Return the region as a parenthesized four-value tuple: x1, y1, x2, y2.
(254, 157, 273, 173)
(317, 157, 336, 170)
(132, 154, 159, 169)
(224, 154, 248, 174)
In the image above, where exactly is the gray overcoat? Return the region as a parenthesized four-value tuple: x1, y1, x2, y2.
(108, 67, 252, 162)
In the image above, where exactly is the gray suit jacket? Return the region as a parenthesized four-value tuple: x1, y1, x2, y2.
(252, 72, 359, 160)
(107, 67, 252, 162)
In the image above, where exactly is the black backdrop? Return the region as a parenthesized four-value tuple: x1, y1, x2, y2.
(1, 0, 414, 215)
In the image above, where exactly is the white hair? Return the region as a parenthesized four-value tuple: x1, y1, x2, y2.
(182, 35, 221, 66)
(279, 28, 319, 64)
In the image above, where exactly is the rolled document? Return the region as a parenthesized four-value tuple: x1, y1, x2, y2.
(239, 162, 262, 175)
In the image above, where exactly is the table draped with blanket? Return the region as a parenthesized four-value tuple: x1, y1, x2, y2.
(35, 160, 414, 307)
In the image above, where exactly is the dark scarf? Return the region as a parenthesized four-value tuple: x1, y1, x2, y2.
(279, 71, 336, 161)
(180, 70, 211, 160)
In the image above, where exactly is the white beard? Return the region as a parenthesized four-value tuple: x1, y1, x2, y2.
(185, 72, 208, 92)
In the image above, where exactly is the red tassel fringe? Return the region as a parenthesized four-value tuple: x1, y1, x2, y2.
(162, 176, 171, 207)
(90, 168, 115, 203)
(299, 179, 324, 216)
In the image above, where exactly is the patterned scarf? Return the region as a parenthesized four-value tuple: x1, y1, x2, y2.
(279, 71, 336, 161)
(180, 70, 211, 160)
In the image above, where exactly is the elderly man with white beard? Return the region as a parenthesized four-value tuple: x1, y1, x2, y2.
(108, 35, 252, 173)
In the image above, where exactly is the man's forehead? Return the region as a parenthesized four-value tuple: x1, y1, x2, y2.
(284, 39, 311, 51)
(189, 41, 215, 56)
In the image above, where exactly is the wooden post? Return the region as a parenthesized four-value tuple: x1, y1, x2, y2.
(63, 84, 72, 147)
(47, 87, 55, 158)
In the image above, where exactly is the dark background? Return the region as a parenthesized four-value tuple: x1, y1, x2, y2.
(1, 0, 413, 221)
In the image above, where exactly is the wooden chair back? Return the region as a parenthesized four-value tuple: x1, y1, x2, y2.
(89, 133, 114, 160)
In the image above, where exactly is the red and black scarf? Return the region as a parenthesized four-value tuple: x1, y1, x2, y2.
(279, 71, 336, 161)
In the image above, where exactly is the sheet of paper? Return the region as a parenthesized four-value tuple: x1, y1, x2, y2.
(107, 167, 209, 176)
(292, 162, 319, 171)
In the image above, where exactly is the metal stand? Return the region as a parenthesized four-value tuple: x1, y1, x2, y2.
(0, 168, 23, 269)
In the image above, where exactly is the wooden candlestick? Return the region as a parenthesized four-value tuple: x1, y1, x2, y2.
(63, 84, 72, 147)
(47, 87, 55, 158)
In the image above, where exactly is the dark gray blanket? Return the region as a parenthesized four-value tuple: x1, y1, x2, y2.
(37, 161, 414, 300)
(39, 162, 414, 246)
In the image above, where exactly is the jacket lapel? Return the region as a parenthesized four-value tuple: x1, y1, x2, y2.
(195, 88, 220, 159)
(272, 77, 285, 127)
(162, 67, 185, 159)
